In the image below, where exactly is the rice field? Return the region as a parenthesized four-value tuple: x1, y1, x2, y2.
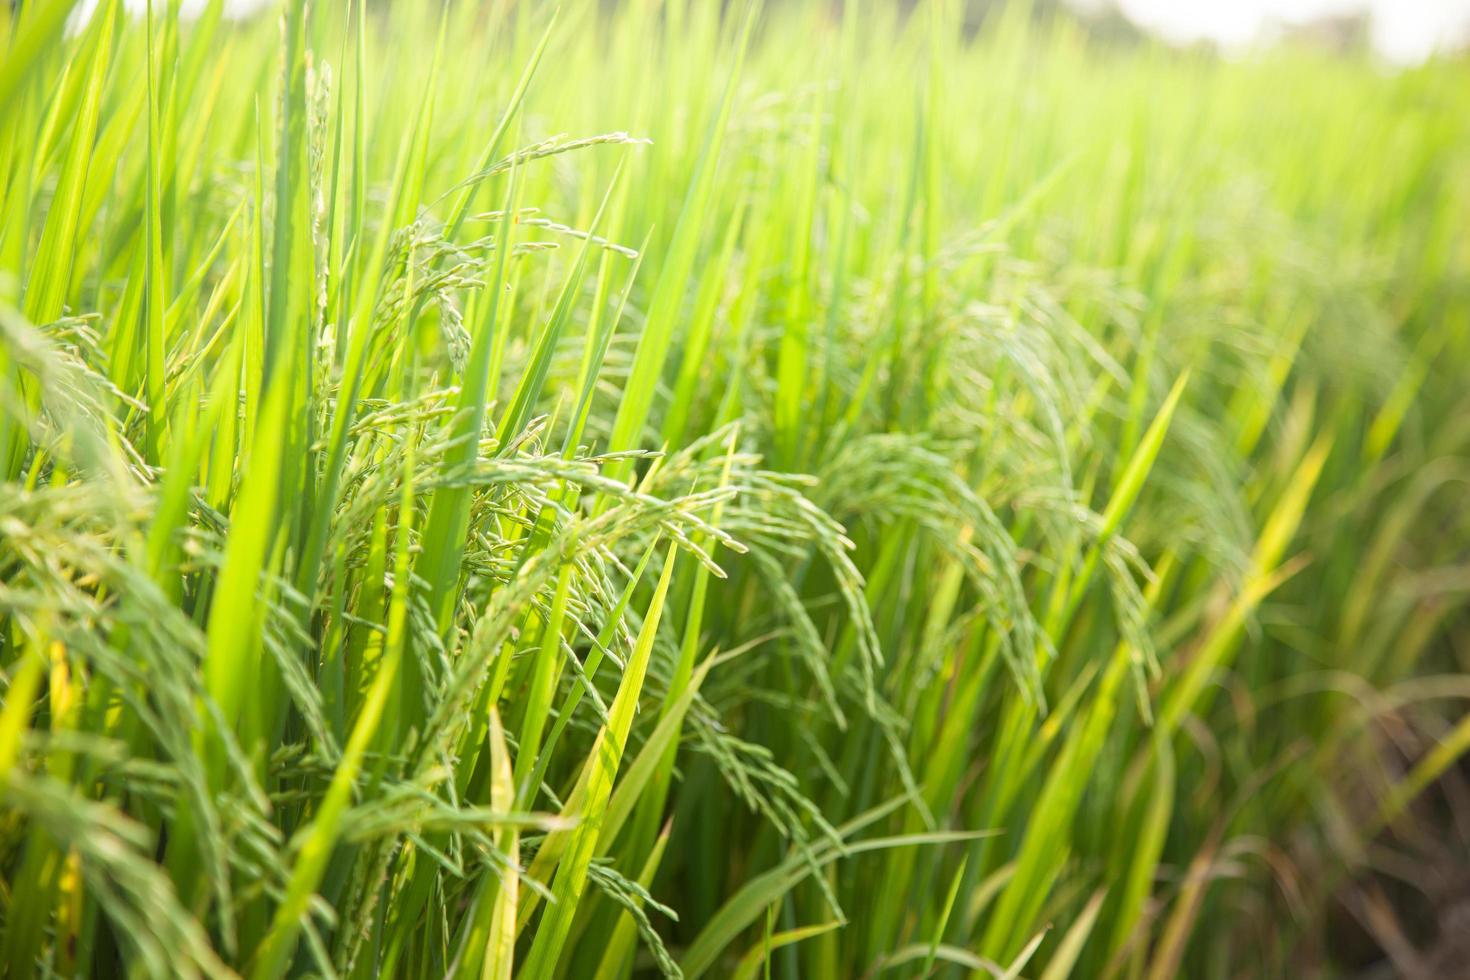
(2, 0, 1469, 976)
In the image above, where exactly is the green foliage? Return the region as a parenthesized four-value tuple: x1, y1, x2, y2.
(1, 1, 1468, 977)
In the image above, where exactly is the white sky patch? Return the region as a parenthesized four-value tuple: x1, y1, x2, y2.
(1111, 0, 1470, 62)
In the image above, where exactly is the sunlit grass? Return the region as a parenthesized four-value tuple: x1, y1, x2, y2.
(1, 0, 1468, 976)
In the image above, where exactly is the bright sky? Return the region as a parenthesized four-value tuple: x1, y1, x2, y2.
(1112, 0, 1470, 61)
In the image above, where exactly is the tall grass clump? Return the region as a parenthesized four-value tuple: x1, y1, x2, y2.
(2, 0, 1468, 976)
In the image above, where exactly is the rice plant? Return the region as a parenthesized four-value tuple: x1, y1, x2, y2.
(2, 0, 1468, 976)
